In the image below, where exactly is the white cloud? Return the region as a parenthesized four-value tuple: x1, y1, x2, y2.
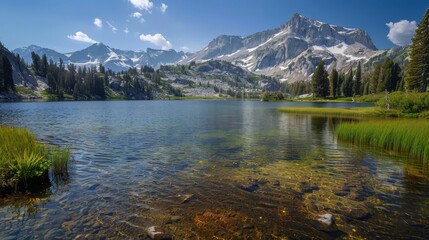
(124, 27, 129, 34)
(139, 33, 172, 50)
(67, 32, 97, 44)
(386, 20, 417, 46)
(129, 0, 153, 12)
(180, 46, 190, 51)
(132, 12, 143, 18)
(160, 3, 168, 13)
(94, 18, 103, 28)
(106, 21, 118, 33)
(131, 12, 145, 23)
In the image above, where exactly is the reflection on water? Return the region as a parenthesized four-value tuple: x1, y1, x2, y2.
(0, 100, 428, 239)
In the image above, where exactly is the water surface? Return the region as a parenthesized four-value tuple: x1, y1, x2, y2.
(0, 100, 428, 239)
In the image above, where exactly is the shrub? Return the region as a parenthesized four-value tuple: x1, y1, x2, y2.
(376, 91, 429, 113)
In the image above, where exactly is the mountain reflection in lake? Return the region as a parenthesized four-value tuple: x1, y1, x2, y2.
(1, 100, 428, 239)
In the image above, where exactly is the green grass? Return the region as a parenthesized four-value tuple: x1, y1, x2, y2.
(15, 86, 35, 95)
(355, 93, 385, 103)
(0, 126, 71, 191)
(278, 107, 401, 118)
(285, 96, 354, 103)
(336, 120, 429, 162)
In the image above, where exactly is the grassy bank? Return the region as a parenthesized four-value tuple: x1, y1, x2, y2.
(278, 107, 401, 118)
(336, 120, 429, 162)
(0, 126, 71, 194)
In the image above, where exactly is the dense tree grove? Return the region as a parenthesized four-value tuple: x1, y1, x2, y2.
(31, 52, 106, 100)
(0, 53, 15, 93)
(307, 58, 402, 99)
(405, 8, 429, 92)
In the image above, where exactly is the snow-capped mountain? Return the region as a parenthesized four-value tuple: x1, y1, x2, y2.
(13, 43, 191, 72)
(183, 13, 385, 82)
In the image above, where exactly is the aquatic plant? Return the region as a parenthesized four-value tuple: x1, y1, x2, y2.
(336, 120, 429, 162)
(0, 126, 71, 192)
(50, 146, 71, 174)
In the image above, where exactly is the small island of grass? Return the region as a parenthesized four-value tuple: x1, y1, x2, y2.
(0, 126, 71, 195)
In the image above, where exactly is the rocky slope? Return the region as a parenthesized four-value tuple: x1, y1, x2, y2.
(13, 43, 191, 72)
(183, 13, 390, 82)
(0, 44, 46, 96)
(161, 60, 280, 97)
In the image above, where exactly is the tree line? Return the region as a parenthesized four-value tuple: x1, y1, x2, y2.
(310, 8, 428, 98)
(31, 52, 107, 100)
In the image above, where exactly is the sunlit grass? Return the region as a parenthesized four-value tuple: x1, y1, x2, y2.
(336, 120, 429, 162)
(50, 146, 71, 174)
(0, 126, 71, 191)
(278, 107, 400, 118)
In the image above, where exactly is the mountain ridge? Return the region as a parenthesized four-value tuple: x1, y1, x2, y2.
(13, 43, 191, 72)
(183, 13, 388, 82)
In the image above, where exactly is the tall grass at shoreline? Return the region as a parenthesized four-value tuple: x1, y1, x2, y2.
(336, 120, 429, 162)
(0, 126, 71, 192)
(278, 107, 401, 118)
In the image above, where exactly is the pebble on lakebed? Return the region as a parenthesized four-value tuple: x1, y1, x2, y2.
(147, 226, 171, 240)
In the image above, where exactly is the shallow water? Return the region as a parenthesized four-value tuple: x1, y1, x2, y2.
(0, 100, 428, 239)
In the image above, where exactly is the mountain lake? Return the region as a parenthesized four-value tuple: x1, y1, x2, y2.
(0, 100, 428, 239)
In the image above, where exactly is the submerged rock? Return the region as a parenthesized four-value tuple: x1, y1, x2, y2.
(237, 183, 259, 192)
(180, 194, 196, 204)
(300, 182, 319, 194)
(345, 207, 373, 220)
(318, 214, 334, 225)
(316, 213, 338, 232)
(165, 216, 182, 224)
(272, 180, 281, 187)
(146, 226, 171, 240)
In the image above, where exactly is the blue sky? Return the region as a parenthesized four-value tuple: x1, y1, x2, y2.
(0, 0, 427, 53)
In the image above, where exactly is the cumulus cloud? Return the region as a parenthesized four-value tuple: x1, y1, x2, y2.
(180, 46, 190, 51)
(67, 32, 97, 44)
(131, 12, 145, 23)
(124, 27, 129, 34)
(106, 21, 118, 33)
(129, 0, 153, 12)
(386, 20, 417, 46)
(94, 18, 103, 28)
(160, 3, 168, 13)
(139, 33, 172, 50)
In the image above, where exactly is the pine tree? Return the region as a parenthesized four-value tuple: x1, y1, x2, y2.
(377, 59, 393, 92)
(311, 61, 329, 97)
(329, 68, 338, 97)
(1, 54, 14, 92)
(370, 64, 381, 94)
(353, 62, 362, 96)
(342, 67, 353, 97)
(405, 8, 429, 92)
(337, 73, 344, 96)
(0, 53, 4, 92)
(31, 52, 41, 76)
(41, 54, 48, 77)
